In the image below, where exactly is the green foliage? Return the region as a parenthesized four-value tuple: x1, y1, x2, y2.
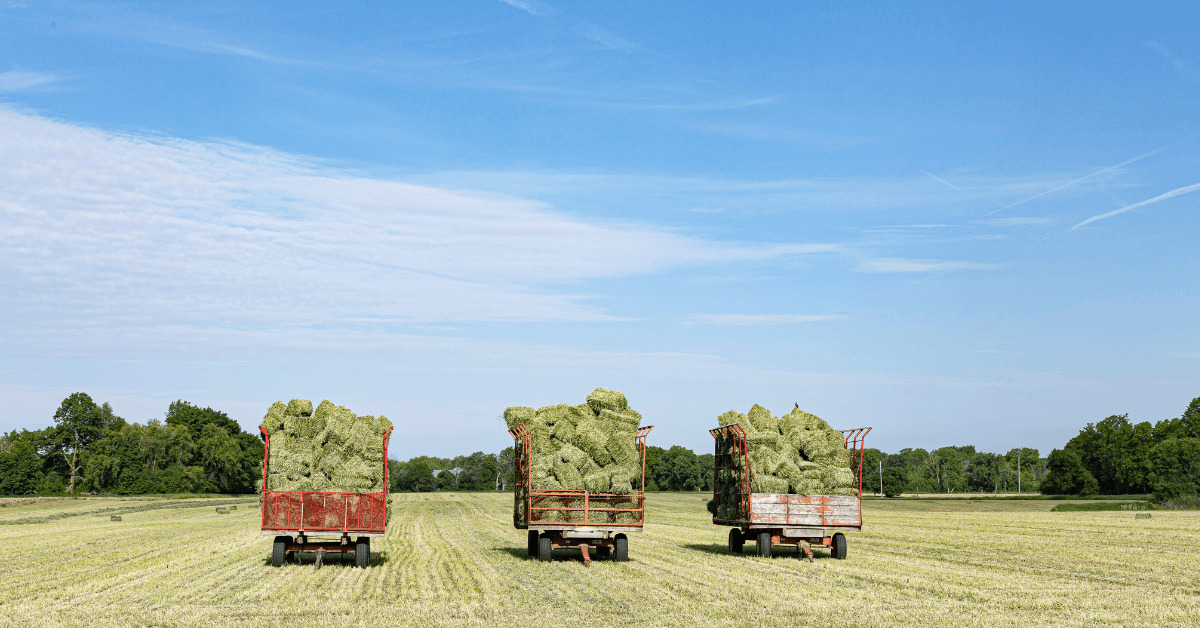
(881, 467, 908, 497)
(49, 392, 124, 492)
(1148, 437, 1200, 501)
(0, 432, 43, 494)
(1040, 449, 1099, 496)
(1050, 501, 1153, 512)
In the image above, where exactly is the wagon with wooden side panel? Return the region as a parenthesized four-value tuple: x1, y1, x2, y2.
(259, 426, 392, 568)
(710, 424, 871, 560)
(509, 424, 653, 566)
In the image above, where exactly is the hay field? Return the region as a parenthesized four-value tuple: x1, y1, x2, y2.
(0, 493, 1196, 627)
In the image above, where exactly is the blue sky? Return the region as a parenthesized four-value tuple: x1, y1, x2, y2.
(2, 1, 1198, 458)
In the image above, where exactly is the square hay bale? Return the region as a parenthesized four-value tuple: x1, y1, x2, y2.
(585, 388, 629, 413)
(110, 515, 122, 521)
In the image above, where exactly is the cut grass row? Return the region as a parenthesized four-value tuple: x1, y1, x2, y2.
(0, 493, 1196, 627)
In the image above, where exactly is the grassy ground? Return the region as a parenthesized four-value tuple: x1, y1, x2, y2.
(0, 493, 1196, 626)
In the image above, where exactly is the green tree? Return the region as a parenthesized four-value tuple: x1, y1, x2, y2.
(49, 392, 123, 493)
(697, 453, 715, 491)
(1148, 437, 1200, 501)
(643, 445, 666, 491)
(1005, 448, 1042, 493)
(1040, 448, 1099, 496)
(496, 447, 515, 490)
(881, 466, 908, 498)
(0, 432, 42, 494)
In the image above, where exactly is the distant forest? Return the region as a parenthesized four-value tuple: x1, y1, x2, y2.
(2, 392, 1197, 504)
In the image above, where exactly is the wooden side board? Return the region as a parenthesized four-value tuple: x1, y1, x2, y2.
(748, 494, 860, 527)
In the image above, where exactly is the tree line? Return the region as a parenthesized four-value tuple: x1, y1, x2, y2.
(0, 393, 263, 495)
(1038, 396, 1199, 502)
(3, 392, 1196, 505)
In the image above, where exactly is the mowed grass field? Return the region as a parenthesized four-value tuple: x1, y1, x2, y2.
(1, 493, 1197, 627)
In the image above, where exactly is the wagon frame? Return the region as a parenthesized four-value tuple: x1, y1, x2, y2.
(711, 424, 871, 560)
(509, 423, 653, 565)
(259, 426, 393, 568)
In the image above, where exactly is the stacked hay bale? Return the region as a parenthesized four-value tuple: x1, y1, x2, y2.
(260, 399, 392, 494)
(504, 388, 643, 525)
(711, 405, 854, 520)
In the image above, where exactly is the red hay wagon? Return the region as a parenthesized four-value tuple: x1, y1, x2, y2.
(259, 426, 393, 568)
(711, 424, 871, 560)
(509, 423, 653, 565)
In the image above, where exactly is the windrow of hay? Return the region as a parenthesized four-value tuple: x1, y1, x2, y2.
(505, 388, 644, 525)
(259, 399, 392, 494)
(711, 404, 854, 520)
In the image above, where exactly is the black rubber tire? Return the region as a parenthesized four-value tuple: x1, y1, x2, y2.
(355, 537, 370, 568)
(613, 533, 629, 562)
(831, 533, 847, 560)
(271, 536, 287, 567)
(527, 530, 539, 557)
(757, 532, 772, 558)
(538, 533, 553, 562)
(728, 528, 744, 553)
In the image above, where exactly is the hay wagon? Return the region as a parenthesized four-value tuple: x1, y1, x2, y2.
(711, 424, 871, 560)
(259, 426, 392, 568)
(509, 423, 653, 566)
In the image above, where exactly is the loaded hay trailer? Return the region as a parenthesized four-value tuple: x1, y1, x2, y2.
(259, 426, 392, 568)
(510, 423, 653, 565)
(711, 424, 871, 560)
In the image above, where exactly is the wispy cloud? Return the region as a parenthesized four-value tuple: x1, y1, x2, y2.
(857, 258, 1000, 274)
(0, 109, 833, 354)
(975, 216, 1052, 227)
(683, 314, 846, 326)
(498, 0, 548, 17)
(983, 148, 1162, 216)
(1145, 40, 1190, 75)
(1070, 180, 1200, 231)
(0, 70, 61, 91)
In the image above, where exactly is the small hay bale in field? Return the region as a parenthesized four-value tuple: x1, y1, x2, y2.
(229, 505, 237, 511)
(1135, 513, 1152, 519)
(216, 507, 229, 514)
(110, 515, 122, 521)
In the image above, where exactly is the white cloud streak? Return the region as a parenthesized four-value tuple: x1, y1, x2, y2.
(1070, 180, 1200, 231)
(0, 109, 828, 355)
(856, 258, 1000, 274)
(683, 314, 846, 326)
(0, 70, 61, 91)
(983, 148, 1162, 216)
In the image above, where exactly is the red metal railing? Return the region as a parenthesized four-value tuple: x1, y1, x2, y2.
(260, 426, 392, 534)
(509, 423, 653, 528)
(710, 423, 871, 525)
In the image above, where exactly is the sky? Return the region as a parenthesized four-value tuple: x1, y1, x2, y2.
(2, 1, 1198, 459)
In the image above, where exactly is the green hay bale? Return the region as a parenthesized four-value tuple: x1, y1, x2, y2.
(551, 418, 576, 443)
(261, 401, 288, 434)
(583, 469, 610, 493)
(503, 406, 536, 430)
(598, 407, 641, 429)
(573, 420, 614, 466)
(585, 388, 628, 413)
(287, 399, 313, 417)
(110, 515, 122, 522)
(229, 505, 237, 511)
(553, 457, 584, 488)
(607, 466, 637, 495)
(557, 443, 589, 467)
(718, 410, 748, 429)
(746, 404, 778, 433)
(216, 507, 229, 514)
(754, 475, 789, 494)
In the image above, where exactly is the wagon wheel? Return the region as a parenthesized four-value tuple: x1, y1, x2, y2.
(595, 545, 611, 558)
(538, 533, 553, 562)
(728, 528, 744, 553)
(831, 533, 847, 560)
(271, 536, 288, 567)
(756, 531, 772, 558)
(613, 533, 629, 562)
(527, 530, 539, 557)
(355, 537, 371, 568)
